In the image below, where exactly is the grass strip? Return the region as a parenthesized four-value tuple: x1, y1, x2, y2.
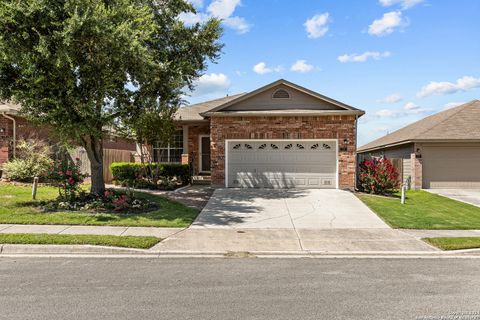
(424, 237, 480, 250)
(0, 233, 161, 249)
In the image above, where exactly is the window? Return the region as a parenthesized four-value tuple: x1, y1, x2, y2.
(272, 89, 290, 99)
(153, 130, 183, 163)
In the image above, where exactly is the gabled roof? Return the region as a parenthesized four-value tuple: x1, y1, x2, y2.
(200, 79, 365, 117)
(358, 100, 480, 153)
(0, 101, 21, 114)
(175, 93, 246, 122)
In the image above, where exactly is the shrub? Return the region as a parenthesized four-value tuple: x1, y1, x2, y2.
(49, 158, 86, 201)
(359, 157, 399, 195)
(2, 139, 53, 181)
(110, 162, 145, 186)
(110, 162, 191, 188)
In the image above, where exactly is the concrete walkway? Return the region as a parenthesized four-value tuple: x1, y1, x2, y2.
(0, 224, 183, 238)
(426, 189, 480, 208)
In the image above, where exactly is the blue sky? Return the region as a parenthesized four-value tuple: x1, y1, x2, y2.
(182, 0, 480, 146)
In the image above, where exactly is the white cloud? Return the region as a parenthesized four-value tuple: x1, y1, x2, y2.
(207, 0, 240, 19)
(290, 60, 314, 73)
(179, 0, 251, 34)
(375, 101, 429, 118)
(252, 62, 283, 75)
(417, 76, 480, 97)
(190, 73, 230, 97)
(379, 93, 403, 103)
(443, 101, 465, 110)
(338, 51, 391, 63)
(379, 0, 423, 10)
(304, 13, 330, 39)
(368, 11, 407, 36)
(223, 16, 251, 34)
(253, 62, 272, 75)
(178, 11, 208, 24)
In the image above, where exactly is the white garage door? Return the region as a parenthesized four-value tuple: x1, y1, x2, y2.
(226, 140, 337, 188)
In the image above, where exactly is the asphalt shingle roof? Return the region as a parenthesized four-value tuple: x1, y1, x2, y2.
(175, 93, 246, 121)
(358, 100, 480, 152)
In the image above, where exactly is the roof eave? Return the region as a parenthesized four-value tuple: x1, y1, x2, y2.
(201, 110, 365, 117)
(357, 140, 414, 153)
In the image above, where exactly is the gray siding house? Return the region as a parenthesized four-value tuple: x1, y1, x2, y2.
(357, 100, 480, 189)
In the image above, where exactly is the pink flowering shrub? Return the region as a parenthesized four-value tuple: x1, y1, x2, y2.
(104, 190, 131, 211)
(49, 158, 86, 201)
(359, 157, 399, 194)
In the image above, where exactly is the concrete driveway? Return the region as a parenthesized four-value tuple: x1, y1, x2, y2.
(426, 189, 480, 207)
(154, 189, 437, 253)
(192, 188, 389, 229)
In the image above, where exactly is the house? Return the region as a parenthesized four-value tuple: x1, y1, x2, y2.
(0, 101, 137, 181)
(173, 79, 365, 189)
(357, 100, 480, 189)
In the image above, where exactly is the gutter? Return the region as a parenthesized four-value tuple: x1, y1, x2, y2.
(201, 110, 366, 118)
(1, 112, 16, 158)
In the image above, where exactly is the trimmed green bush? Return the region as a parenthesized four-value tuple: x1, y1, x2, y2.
(110, 162, 191, 188)
(110, 162, 145, 185)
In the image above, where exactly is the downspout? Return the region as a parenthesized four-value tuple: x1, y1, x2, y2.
(354, 114, 358, 190)
(1, 113, 16, 158)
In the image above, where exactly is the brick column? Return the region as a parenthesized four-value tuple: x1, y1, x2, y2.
(410, 153, 423, 189)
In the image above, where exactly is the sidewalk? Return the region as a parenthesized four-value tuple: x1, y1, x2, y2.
(0, 224, 183, 238)
(1, 223, 479, 255)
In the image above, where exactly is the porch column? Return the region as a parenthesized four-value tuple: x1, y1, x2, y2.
(181, 125, 189, 165)
(410, 152, 423, 189)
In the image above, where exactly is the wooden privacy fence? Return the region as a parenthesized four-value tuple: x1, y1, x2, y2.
(72, 148, 135, 183)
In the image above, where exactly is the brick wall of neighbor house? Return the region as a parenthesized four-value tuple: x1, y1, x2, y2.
(0, 115, 136, 166)
(103, 135, 136, 151)
(187, 124, 210, 175)
(210, 115, 358, 189)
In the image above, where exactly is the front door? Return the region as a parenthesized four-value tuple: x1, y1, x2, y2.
(200, 136, 211, 172)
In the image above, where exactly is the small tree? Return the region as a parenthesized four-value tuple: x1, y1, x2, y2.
(0, 0, 222, 195)
(359, 157, 399, 195)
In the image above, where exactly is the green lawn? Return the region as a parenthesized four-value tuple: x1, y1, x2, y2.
(424, 237, 480, 251)
(0, 233, 160, 249)
(356, 190, 480, 229)
(0, 184, 198, 227)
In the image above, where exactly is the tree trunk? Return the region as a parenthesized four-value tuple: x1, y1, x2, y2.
(80, 135, 105, 196)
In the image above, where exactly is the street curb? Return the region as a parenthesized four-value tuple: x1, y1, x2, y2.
(1, 244, 480, 258)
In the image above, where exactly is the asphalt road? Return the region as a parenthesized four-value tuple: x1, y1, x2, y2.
(0, 257, 479, 320)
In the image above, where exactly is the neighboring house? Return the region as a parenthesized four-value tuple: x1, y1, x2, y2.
(357, 100, 480, 189)
(0, 101, 136, 181)
(173, 79, 365, 189)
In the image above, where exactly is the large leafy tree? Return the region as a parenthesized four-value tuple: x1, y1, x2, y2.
(0, 0, 222, 195)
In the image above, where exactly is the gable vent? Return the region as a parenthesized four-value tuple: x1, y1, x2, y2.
(272, 89, 290, 99)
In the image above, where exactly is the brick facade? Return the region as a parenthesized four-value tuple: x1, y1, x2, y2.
(210, 115, 358, 189)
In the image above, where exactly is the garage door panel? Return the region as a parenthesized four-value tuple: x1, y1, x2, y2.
(227, 140, 337, 189)
(422, 146, 480, 189)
